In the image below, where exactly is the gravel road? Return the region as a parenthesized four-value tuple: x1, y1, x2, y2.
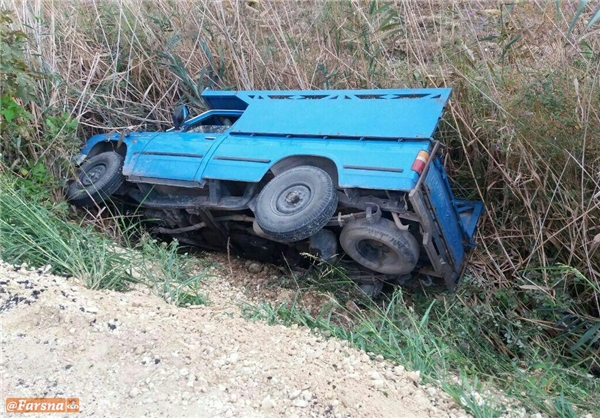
(1, 260, 470, 417)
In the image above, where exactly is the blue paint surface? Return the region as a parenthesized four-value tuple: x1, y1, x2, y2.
(202, 88, 450, 140)
(76, 88, 483, 285)
(204, 135, 425, 190)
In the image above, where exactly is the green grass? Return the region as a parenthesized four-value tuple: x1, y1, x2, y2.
(0, 171, 207, 306)
(241, 274, 599, 417)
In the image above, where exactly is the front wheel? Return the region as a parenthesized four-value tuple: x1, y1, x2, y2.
(66, 151, 125, 207)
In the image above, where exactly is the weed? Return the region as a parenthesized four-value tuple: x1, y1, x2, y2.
(0, 171, 207, 304)
(136, 235, 208, 307)
(0, 10, 38, 165)
(242, 280, 599, 416)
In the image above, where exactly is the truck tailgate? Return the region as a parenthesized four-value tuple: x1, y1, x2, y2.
(413, 155, 484, 287)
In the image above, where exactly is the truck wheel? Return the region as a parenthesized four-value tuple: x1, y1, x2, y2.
(340, 218, 419, 275)
(255, 165, 338, 242)
(66, 152, 125, 208)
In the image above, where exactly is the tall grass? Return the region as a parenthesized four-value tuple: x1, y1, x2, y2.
(5, 0, 598, 278)
(0, 170, 207, 305)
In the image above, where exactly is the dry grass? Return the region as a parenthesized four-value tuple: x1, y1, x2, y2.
(3, 0, 600, 367)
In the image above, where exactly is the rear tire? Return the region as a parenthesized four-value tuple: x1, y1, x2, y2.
(340, 218, 419, 275)
(66, 152, 125, 208)
(255, 166, 337, 242)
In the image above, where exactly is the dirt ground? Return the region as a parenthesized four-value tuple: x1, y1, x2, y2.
(0, 258, 471, 417)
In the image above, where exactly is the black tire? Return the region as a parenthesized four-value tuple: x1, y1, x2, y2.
(340, 218, 419, 275)
(66, 152, 125, 207)
(255, 165, 338, 242)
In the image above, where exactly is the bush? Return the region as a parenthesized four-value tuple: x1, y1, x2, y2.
(0, 10, 37, 164)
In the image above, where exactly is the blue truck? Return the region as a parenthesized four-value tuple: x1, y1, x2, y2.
(67, 88, 484, 292)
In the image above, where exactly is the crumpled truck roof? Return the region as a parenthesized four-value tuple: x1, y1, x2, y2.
(201, 88, 451, 140)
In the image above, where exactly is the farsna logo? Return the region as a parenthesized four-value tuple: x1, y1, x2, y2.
(5, 398, 80, 413)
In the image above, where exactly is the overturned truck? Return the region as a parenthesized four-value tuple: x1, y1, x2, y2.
(67, 88, 484, 293)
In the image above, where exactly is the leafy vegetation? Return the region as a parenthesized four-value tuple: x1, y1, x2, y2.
(0, 10, 37, 165)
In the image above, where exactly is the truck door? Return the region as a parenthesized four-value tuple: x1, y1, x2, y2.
(129, 131, 219, 186)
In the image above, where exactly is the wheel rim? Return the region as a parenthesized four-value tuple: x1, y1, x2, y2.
(355, 239, 399, 267)
(272, 183, 313, 215)
(79, 163, 107, 187)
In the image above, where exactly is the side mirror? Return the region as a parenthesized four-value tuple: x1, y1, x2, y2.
(172, 105, 189, 130)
